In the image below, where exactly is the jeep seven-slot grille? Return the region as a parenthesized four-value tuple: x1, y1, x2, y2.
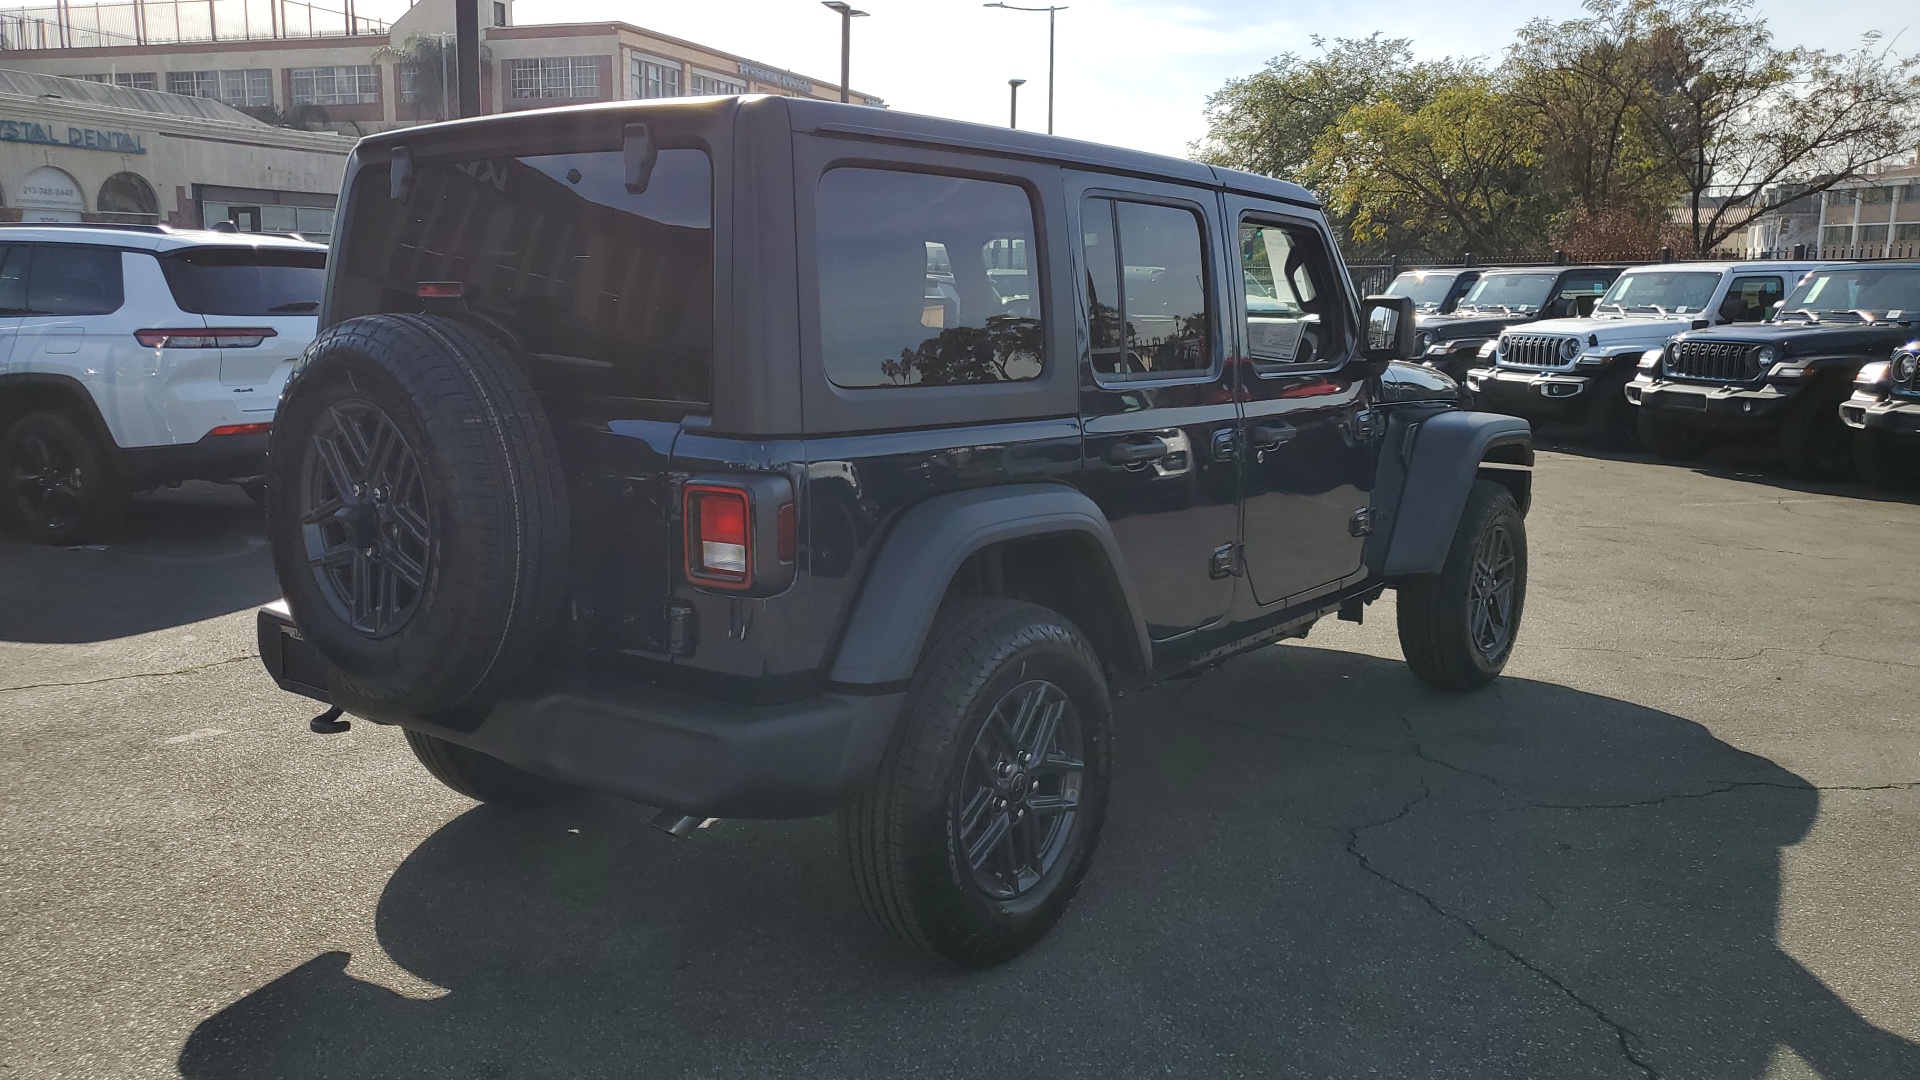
(1669, 340, 1762, 382)
(1501, 334, 1573, 369)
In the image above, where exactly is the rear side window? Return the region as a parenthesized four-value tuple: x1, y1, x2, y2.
(0, 245, 26, 315)
(25, 245, 123, 316)
(341, 148, 714, 404)
(1082, 197, 1211, 380)
(816, 167, 1043, 388)
(160, 248, 326, 315)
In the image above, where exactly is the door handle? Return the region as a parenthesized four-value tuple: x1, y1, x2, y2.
(1250, 421, 1298, 447)
(1105, 435, 1172, 465)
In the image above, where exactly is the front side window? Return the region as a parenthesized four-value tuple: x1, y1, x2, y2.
(1240, 218, 1346, 367)
(342, 148, 714, 403)
(165, 69, 270, 108)
(290, 65, 379, 106)
(631, 57, 681, 99)
(1083, 197, 1210, 380)
(511, 57, 601, 100)
(1723, 275, 1783, 322)
(817, 168, 1043, 388)
(25, 245, 123, 315)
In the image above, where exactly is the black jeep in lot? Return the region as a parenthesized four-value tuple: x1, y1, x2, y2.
(1413, 265, 1624, 382)
(1841, 340, 1920, 490)
(1628, 264, 1920, 479)
(255, 97, 1534, 967)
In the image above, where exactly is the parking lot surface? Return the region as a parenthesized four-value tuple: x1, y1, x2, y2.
(2, 450, 1917, 1079)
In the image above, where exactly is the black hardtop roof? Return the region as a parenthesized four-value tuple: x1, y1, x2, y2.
(357, 95, 1321, 209)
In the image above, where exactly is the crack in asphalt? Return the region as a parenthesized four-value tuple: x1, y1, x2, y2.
(1344, 785, 1663, 1080)
(0, 653, 259, 695)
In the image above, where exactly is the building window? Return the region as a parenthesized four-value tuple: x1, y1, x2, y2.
(291, 65, 379, 106)
(166, 69, 271, 108)
(1860, 186, 1895, 205)
(492, 1, 507, 26)
(1895, 223, 1920, 243)
(630, 56, 680, 99)
(690, 71, 745, 96)
(400, 66, 420, 103)
(1858, 224, 1889, 245)
(82, 72, 156, 90)
(1821, 225, 1852, 246)
(511, 56, 601, 100)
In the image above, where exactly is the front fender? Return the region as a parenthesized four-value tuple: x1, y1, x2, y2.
(1372, 410, 1532, 578)
(827, 483, 1151, 686)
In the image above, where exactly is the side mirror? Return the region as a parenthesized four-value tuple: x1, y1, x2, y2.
(1361, 295, 1417, 361)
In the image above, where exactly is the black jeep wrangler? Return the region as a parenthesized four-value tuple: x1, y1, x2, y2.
(1384, 267, 1480, 316)
(255, 97, 1535, 967)
(1840, 340, 1920, 490)
(1413, 265, 1623, 382)
(1628, 264, 1920, 479)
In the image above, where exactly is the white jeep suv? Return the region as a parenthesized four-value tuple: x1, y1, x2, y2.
(1465, 260, 1821, 447)
(0, 224, 325, 543)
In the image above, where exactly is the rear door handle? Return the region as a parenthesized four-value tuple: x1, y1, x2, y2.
(1250, 421, 1298, 447)
(1105, 435, 1173, 465)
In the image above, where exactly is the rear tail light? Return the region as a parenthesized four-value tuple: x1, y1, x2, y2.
(416, 281, 465, 298)
(686, 484, 751, 586)
(136, 328, 277, 349)
(208, 422, 272, 437)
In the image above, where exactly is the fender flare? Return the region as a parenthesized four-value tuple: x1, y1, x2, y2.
(0, 372, 122, 459)
(828, 483, 1152, 685)
(1375, 410, 1532, 578)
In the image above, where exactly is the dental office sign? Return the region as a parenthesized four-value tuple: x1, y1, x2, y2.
(0, 118, 146, 154)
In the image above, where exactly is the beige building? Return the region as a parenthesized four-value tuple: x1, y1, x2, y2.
(1813, 162, 1920, 259)
(0, 0, 882, 138)
(0, 67, 352, 234)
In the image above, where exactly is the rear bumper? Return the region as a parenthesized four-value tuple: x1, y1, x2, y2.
(257, 602, 903, 819)
(1839, 394, 1920, 435)
(1625, 377, 1794, 431)
(119, 430, 269, 487)
(1465, 367, 1593, 418)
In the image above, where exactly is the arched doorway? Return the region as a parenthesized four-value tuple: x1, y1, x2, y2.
(18, 166, 84, 222)
(97, 172, 159, 224)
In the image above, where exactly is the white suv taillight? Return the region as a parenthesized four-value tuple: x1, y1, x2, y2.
(136, 328, 278, 349)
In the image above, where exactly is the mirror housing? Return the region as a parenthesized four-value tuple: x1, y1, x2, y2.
(1361, 294, 1418, 362)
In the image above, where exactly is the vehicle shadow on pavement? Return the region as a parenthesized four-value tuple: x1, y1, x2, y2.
(1533, 431, 1920, 505)
(178, 646, 1920, 1079)
(0, 483, 279, 644)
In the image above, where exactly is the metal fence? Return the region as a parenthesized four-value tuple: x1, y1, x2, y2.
(1346, 243, 1920, 295)
(0, 0, 385, 50)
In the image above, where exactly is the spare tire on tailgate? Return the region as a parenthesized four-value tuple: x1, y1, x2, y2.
(265, 314, 570, 715)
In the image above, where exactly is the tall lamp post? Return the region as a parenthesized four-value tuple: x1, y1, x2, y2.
(1008, 78, 1026, 128)
(821, 2, 869, 104)
(983, 2, 1066, 134)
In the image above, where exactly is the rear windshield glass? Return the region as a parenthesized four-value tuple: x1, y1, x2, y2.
(160, 248, 326, 316)
(338, 148, 713, 404)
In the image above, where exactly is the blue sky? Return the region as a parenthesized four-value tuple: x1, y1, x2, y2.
(488, 0, 1912, 157)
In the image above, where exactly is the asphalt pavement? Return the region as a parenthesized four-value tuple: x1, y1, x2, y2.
(2, 450, 1917, 1079)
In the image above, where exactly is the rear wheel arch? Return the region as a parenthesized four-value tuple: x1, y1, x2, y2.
(939, 532, 1148, 681)
(0, 374, 120, 459)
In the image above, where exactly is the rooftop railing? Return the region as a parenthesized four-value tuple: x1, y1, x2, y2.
(0, 0, 386, 50)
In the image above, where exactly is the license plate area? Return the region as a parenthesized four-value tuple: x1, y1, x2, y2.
(1667, 392, 1709, 412)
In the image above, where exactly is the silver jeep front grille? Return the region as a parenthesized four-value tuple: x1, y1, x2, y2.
(1669, 340, 1761, 382)
(1500, 333, 1573, 369)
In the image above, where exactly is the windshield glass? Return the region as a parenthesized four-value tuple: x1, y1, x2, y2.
(1779, 268, 1920, 321)
(159, 248, 326, 316)
(1597, 271, 1720, 315)
(1384, 271, 1458, 310)
(1459, 273, 1556, 312)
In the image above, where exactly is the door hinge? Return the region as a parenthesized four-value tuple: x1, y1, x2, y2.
(1209, 543, 1239, 579)
(1354, 409, 1375, 441)
(1349, 507, 1374, 537)
(1210, 427, 1237, 461)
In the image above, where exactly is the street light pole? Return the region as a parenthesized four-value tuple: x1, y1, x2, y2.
(821, 1, 869, 104)
(1008, 78, 1025, 128)
(983, 2, 1066, 135)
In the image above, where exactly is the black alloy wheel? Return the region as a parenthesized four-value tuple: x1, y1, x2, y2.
(300, 399, 433, 638)
(957, 679, 1086, 901)
(0, 410, 129, 545)
(10, 425, 84, 532)
(1467, 520, 1519, 663)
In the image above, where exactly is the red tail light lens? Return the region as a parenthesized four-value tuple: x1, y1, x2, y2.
(136, 328, 277, 349)
(685, 484, 752, 587)
(207, 423, 272, 437)
(416, 281, 465, 298)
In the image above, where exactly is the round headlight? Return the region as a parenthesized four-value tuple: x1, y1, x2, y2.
(1496, 337, 1508, 356)
(1558, 337, 1581, 361)
(1896, 352, 1919, 384)
(1756, 346, 1778, 366)
(1418, 330, 1436, 351)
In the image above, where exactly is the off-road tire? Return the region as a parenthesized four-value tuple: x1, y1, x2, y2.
(0, 409, 130, 545)
(1780, 385, 1856, 481)
(1396, 479, 1527, 692)
(1853, 429, 1920, 492)
(403, 729, 575, 806)
(1583, 368, 1639, 451)
(841, 598, 1113, 968)
(1638, 410, 1709, 462)
(264, 314, 570, 715)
